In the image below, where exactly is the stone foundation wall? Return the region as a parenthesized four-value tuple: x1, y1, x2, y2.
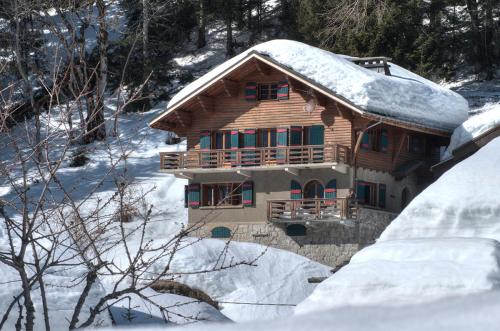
(192, 207, 397, 267)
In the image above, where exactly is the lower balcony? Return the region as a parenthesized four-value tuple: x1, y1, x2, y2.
(267, 198, 355, 222)
(160, 144, 351, 177)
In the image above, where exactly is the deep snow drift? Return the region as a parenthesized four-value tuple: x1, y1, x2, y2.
(166, 39, 468, 132)
(295, 137, 500, 314)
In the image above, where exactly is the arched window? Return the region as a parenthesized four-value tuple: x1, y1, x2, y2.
(286, 224, 307, 237)
(304, 180, 324, 199)
(211, 227, 231, 239)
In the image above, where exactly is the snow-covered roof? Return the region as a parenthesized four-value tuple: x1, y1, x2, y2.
(443, 103, 500, 158)
(161, 39, 468, 133)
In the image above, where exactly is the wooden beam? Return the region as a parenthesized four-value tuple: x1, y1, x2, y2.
(351, 121, 382, 164)
(254, 60, 271, 75)
(196, 95, 214, 112)
(392, 131, 408, 167)
(220, 79, 239, 97)
(174, 110, 192, 128)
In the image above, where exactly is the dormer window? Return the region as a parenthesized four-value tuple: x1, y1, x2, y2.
(258, 83, 278, 100)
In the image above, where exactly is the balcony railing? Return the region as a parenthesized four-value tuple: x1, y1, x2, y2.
(267, 198, 354, 222)
(160, 144, 351, 170)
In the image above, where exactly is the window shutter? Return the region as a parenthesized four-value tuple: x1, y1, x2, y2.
(356, 181, 366, 203)
(230, 130, 239, 165)
(245, 82, 257, 102)
(308, 125, 324, 145)
(290, 180, 302, 200)
(184, 185, 189, 208)
(325, 179, 337, 201)
(290, 126, 303, 146)
(378, 184, 386, 209)
(242, 181, 254, 206)
(277, 80, 289, 100)
(361, 131, 370, 150)
(380, 129, 389, 153)
(200, 130, 212, 167)
(277, 127, 288, 163)
(188, 183, 200, 208)
(243, 129, 257, 166)
(211, 227, 231, 238)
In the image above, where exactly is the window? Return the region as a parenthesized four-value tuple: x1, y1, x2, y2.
(202, 183, 242, 207)
(258, 83, 278, 100)
(360, 128, 388, 152)
(258, 128, 277, 148)
(408, 135, 425, 154)
(211, 227, 231, 238)
(286, 224, 307, 236)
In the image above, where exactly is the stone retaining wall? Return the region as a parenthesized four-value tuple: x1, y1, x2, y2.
(192, 207, 397, 267)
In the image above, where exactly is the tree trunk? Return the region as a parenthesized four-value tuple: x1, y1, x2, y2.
(226, 17, 234, 57)
(87, 0, 107, 142)
(466, 0, 483, 75)
(197, 0, 206, 49)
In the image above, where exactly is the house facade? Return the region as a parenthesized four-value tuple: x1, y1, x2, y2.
(150, 40, 467, 266)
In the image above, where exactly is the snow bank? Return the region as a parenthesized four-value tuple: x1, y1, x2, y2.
(160, 239, 331, 322)
(109, 288, 229, 326)
(104, 290, 500, 331)
(381, 137, 500, 242)
(168, 39, 468, 132)
(443, 102, 500, 159)
(295, 238, 500, 313)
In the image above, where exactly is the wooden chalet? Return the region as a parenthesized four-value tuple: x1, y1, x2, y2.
(149, 40, 466, 256)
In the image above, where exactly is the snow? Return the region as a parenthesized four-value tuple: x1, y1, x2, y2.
(160, 239, 331, 322)
(443, 102, 500, 159)
(167, 39, 468, 132)
(380, 137, 500, 242)
(294, 137, 500, 314)
(109, 288, 229, 326)
(101, 290, 500, 331)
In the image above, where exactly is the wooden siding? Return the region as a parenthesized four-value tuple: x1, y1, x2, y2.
(184, 71, 353, 151)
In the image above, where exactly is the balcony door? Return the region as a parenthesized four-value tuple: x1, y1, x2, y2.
(304, 180, 324, 199)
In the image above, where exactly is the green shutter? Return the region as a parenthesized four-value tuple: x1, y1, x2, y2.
(378, 184, 386, 209)
(291, 180, 302, 200)
(308, 125, 324, 162)
(277, 127, 288, 163)
(361, 132, 370, 150)
(325, 179, 337, 200)
(184, 185, 189, 208)
(211, 227, 231, 238)
(242, 181, 254, 206)
(290, 126, 303, 146)
(245, 82, 257, 102)
(200, 130, 212, 167)
(243, 129, 257, 166)
(277, 80, 289, 100)
(188, 183, 200, 208)
(230, 130, 239, 165)
(380, 129, 389, 153)
(356, 181, 366, 203)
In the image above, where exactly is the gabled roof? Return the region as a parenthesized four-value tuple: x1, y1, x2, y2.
(150, 40, 469, 134)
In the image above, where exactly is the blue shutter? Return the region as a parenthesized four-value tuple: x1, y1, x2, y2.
(361, 132, 370, 150)
(230, 130, 239, 165)
(245, 82, 257, 102)
(200, 130, 212, 167)
(243, 129, 257, 166)
(277, 127, 288, 163)
(378, 184, 386, 209)
(380, 129, 389, 153)
(188, 183, 200, 208)
(290, 126, 303, 146)
(291, 180, 302, 200)
(308, 125, 324, 162)
(277, 80, 289, 100)
(242, 181, 254, 206)
(325, 179, 337, 201)
(356, 181, 366, 203)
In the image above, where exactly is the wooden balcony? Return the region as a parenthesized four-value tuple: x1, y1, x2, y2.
(160, 144, 351, 173)
(267, 198, 354, 222)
